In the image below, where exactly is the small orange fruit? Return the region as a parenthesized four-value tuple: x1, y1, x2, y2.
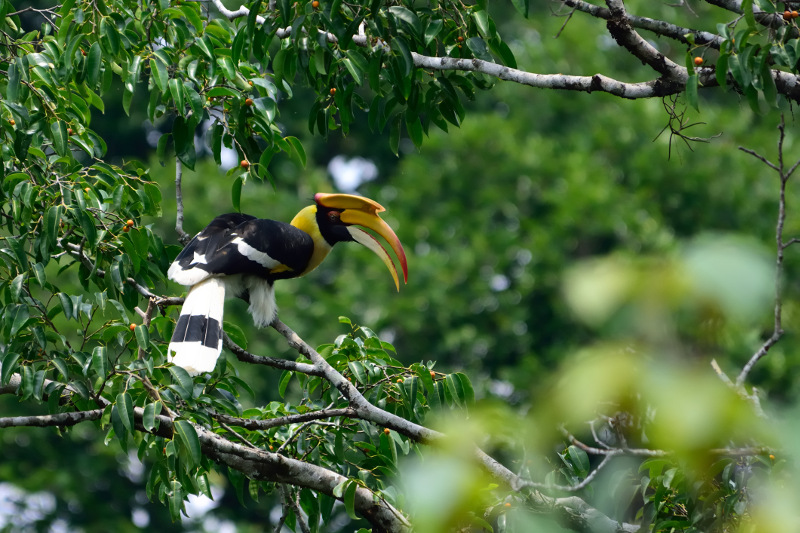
(240, 159, 250, 169)
(784, 10, 792, 20)
(312, 0, 319, 7)
(122, 225, 130, 233)
(126, 219, 134, 227)
(383, 428, 390, 435)
(793, 11, 799, 18)
(693, 57, 703, 66)
(67, 127, 73, 135)
(770, 454, 776, 460)
(9, 119, 15, 126)
(244, 98, 254, 106)
(457, 35, 464, 42)
(329, 87, 336, 95)
(129, 323, 136, 331)
(430, 371, 435, 379)
(84, 187, 90, 192)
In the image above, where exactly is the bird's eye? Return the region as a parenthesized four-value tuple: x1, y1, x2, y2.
(328, 211, 341, 222)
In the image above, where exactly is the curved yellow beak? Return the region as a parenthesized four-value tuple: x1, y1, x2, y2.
(315, 193, 408, 290)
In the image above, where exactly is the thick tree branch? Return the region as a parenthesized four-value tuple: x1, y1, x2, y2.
(604, 0, 685, 80)
(412, 53, 690, 98)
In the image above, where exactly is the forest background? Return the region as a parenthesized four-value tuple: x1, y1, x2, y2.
(2, 0, 800, 532)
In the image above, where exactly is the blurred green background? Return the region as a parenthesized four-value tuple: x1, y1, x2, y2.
(5, 0, 800, 531)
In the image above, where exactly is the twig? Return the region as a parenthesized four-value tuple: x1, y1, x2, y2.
(214, 407, 357, 431)
(736, 116, 797, 387)
(222, 331, 321, 376)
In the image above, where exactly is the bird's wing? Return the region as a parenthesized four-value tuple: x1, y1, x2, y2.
(167, 213, 315, 285)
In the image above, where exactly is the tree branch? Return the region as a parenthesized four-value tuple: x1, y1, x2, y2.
(213, 407, 358, 430)
(604, 0, 685, 80)
(736, 117, 796, 387)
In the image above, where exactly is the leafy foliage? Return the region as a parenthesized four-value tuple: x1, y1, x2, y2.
(5, 0, 800, 532)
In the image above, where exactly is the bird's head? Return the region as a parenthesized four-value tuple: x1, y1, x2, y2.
(301, 193, 408, 290)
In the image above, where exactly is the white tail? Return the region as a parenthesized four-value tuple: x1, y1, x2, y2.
(168, 277, 226, 375)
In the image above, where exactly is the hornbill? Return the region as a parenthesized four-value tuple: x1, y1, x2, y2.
(166, 193, 408, 375)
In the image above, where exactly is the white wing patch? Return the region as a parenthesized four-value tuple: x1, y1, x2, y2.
(168, 262, 212, 286)
(192, 251, 208, 264)
(232, 237, 282, 269)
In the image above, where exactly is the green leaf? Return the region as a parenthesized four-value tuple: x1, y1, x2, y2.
(9, 305, 30, 337)
(115, 392, 134, 433)
(454, 372, 474, 404)
(342, 58, 363, 85)
(168, 480, 184, 521)
(348, 361, 368, 384)
(424, 20, 443, 46)
(143, 401, 161, 431)
(742, 0, 755, 29)
(169, 78, 186, 114)
(445, 374, 464, 407)
(168, 365, 194, 399)
(567, 445, 590, 477)
(87, 42, 102, 87)
(388, 6, 422, 39)
(343, 480, 358, 520)
(231, 176, 243, 212)
(223, 320, 247, 349)
(402, 376, 418, 411)
(332, 479, 347, 498)
(7, 60, 21, 102)
(286, 136, 307, 168)
(1, 352, 21, 385)
(50, 121, 69, 157)
(134, 324, 150, 350)
(278, 370, 292, 398)
(389, 117, 401, 156)
(760, 60, 777, 109)
(510, 0, 528, 17)
(716, 52, 729, 89)
(472, 10, 491, 39)
(207, 87, 241, 98)
(150, 58, 168, 93)
(91, 345, 107, 377)
(405, 114, 423, 149)
(174, 419, 201, 468)
(685, 74, 699, 111)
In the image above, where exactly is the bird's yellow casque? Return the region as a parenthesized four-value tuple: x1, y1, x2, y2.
(166, 193, 408, 374)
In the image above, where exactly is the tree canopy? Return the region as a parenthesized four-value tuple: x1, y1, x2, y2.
(3, 0, 800, 532)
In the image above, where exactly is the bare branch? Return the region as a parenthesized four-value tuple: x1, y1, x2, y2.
(737, 117, 792, 387)
(222, 331, 321, 375)
(604, 0, 685, 80)
(412, 53, 690, 99)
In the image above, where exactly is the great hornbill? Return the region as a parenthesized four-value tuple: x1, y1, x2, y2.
(167, 193, 408, 375)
